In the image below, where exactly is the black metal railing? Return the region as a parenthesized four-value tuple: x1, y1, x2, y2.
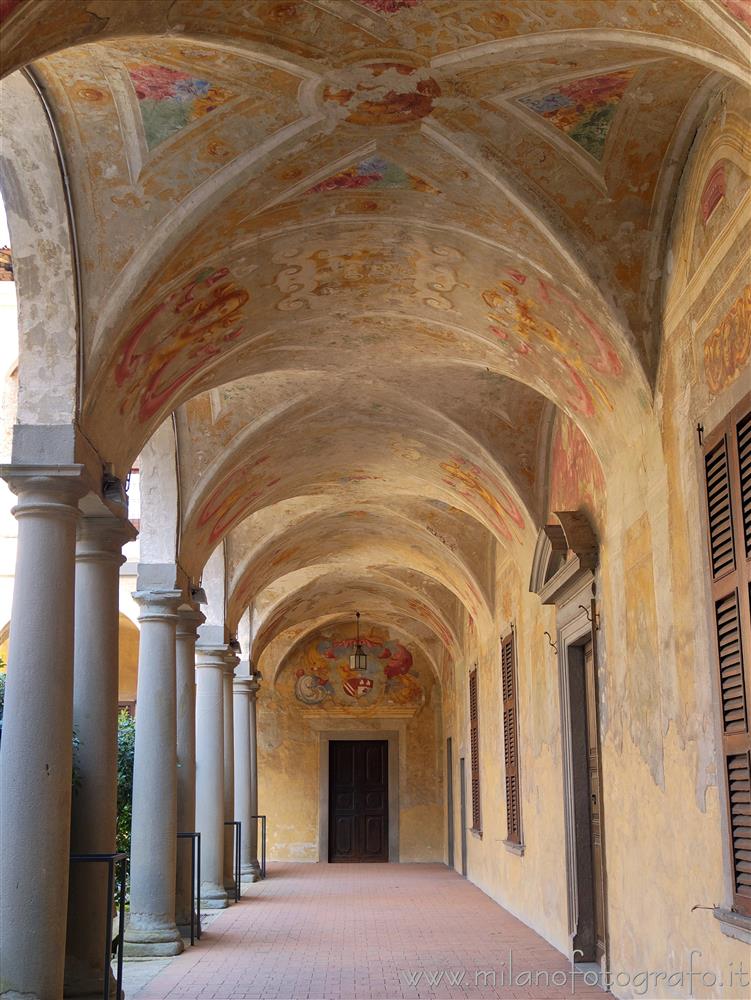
(224, 820, 241, 902)
(70, 851, 127, 1000)
(177, 831, 201, 945)
(250, 814, 267, 879)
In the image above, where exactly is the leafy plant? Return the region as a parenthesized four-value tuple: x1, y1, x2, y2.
(116, 710, 136, 859)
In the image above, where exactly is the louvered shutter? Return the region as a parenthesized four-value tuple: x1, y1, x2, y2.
(703, 395, 751, 916)
(501, 632, 522, 844)
(469, 668, 481, 832)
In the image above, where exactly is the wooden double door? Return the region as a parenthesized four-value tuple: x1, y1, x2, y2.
(328, 740, 389, 862)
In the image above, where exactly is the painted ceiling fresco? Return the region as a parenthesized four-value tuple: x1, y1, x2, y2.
(1, 0, 749, 668)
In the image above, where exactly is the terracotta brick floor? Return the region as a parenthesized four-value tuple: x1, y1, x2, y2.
(132, 863, 604, 1000)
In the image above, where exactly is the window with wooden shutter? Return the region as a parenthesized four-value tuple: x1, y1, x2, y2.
(501, 631, 522, 845)
(703, 394, 751, 917)
(469, 668, 481, 832)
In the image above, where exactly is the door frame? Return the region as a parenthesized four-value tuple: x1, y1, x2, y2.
(459, 756, 468, 877)
(558, 606, 609, 967)
(446, 737, 455, 868)
(318, 731, 400, 862)
(529, 512, 609, 969)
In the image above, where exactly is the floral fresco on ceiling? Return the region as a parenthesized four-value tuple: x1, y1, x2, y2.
(285, 629, 425, 710)
(127, 63, 234, 150)
(481, 269, 622, 417)
(440, 455, 524, 544)
(114, 266, 251, 423)
(518, 70, 636, 160)
(322, 63, 441, 126)
(306, 156, 438, 194)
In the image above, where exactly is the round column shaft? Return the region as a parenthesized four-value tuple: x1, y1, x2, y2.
(175, 605, 204, 929)
(222, 653, 238, 896)
(124, 589, 184, 957)
(247, 672, 262, 880)
(65, 515, 132, 997)
(195, 646, 229, 908)
(0, 469, 85, 1000)
(232, 676, 255, 881)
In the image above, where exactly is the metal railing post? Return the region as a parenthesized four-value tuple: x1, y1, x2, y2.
(177, 832, 201, 944)
(70, 851, 128, 1000)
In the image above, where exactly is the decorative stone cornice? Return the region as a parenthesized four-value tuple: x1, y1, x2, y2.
(529, 510, 598, 606)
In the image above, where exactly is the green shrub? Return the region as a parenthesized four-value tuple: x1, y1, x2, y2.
(116, 710, 136, 859)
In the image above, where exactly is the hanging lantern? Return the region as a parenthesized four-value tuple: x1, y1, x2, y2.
(349, 611, 368, 672)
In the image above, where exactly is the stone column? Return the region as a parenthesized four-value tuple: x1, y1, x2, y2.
(65, 514, 133, 997)
(0, 466, 86, 1000)
(175, 605, 204, 930)
(124, 589, 184, 957)
(233, 675, 254, 881)
(247, 671, 262, 879)
(195, 646, 229, 908)
(222, 652, 238, 896)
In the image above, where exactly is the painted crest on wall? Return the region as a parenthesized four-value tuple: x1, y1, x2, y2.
(289, 630, 423, 709)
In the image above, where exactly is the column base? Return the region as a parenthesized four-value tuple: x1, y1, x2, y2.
(200, 883, 229, 909)
(123, 922, 184, 957)
(241, 862, 262, 883)
(64, 958, 116, 999)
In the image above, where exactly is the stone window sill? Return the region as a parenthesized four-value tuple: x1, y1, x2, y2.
(470, 827, 483, 839)
(503, 839, 525, 856)
(714, 907, 751, 945)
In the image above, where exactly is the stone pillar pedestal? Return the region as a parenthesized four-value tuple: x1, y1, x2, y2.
(124, 589, 184, 957)
(65, 514, 133, 998)
(222, 652, 238, 896)
(247, 672, 262, 880)
(195, 646, 229, 909)
(175, 605, 204, 931)
(0, 466, 86, 1000)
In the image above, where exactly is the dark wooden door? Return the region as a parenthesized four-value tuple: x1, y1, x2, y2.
(584, 641, 606, 962)
(329, 740, 388, 862)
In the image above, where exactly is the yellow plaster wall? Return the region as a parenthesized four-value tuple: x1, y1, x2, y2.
(257, 623, 444, 863)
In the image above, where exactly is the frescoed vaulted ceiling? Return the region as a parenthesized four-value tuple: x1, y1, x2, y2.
(2, 0, 749, 671)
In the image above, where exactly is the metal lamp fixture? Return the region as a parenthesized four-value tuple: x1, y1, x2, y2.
(350, 611, 368, 672)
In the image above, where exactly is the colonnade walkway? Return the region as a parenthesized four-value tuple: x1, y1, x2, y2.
(132, 863, 603, 1000)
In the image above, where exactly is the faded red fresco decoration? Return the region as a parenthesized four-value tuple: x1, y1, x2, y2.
(115, 267, 250, 423)
(700, 161, 727, 224)
(548, 413, 605, 520)
(323, 63, 440, 126)
(482, 270, 621, 417)
(197, 457, 281, 544)
(703, 285, 751, 395)
(440, 455, 524, 542)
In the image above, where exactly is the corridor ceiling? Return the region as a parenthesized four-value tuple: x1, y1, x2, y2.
(2, 0, 749, 670)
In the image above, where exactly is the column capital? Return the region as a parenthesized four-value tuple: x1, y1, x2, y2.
(176, 605, 206, 641)
(132, 588, 183, 623)
(76, 513, 136, 565)
(0, 463, 89, 518)
(223, 652, 239, 677)
(195, 644, 231, 670)
(233, 676, 253, 695)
